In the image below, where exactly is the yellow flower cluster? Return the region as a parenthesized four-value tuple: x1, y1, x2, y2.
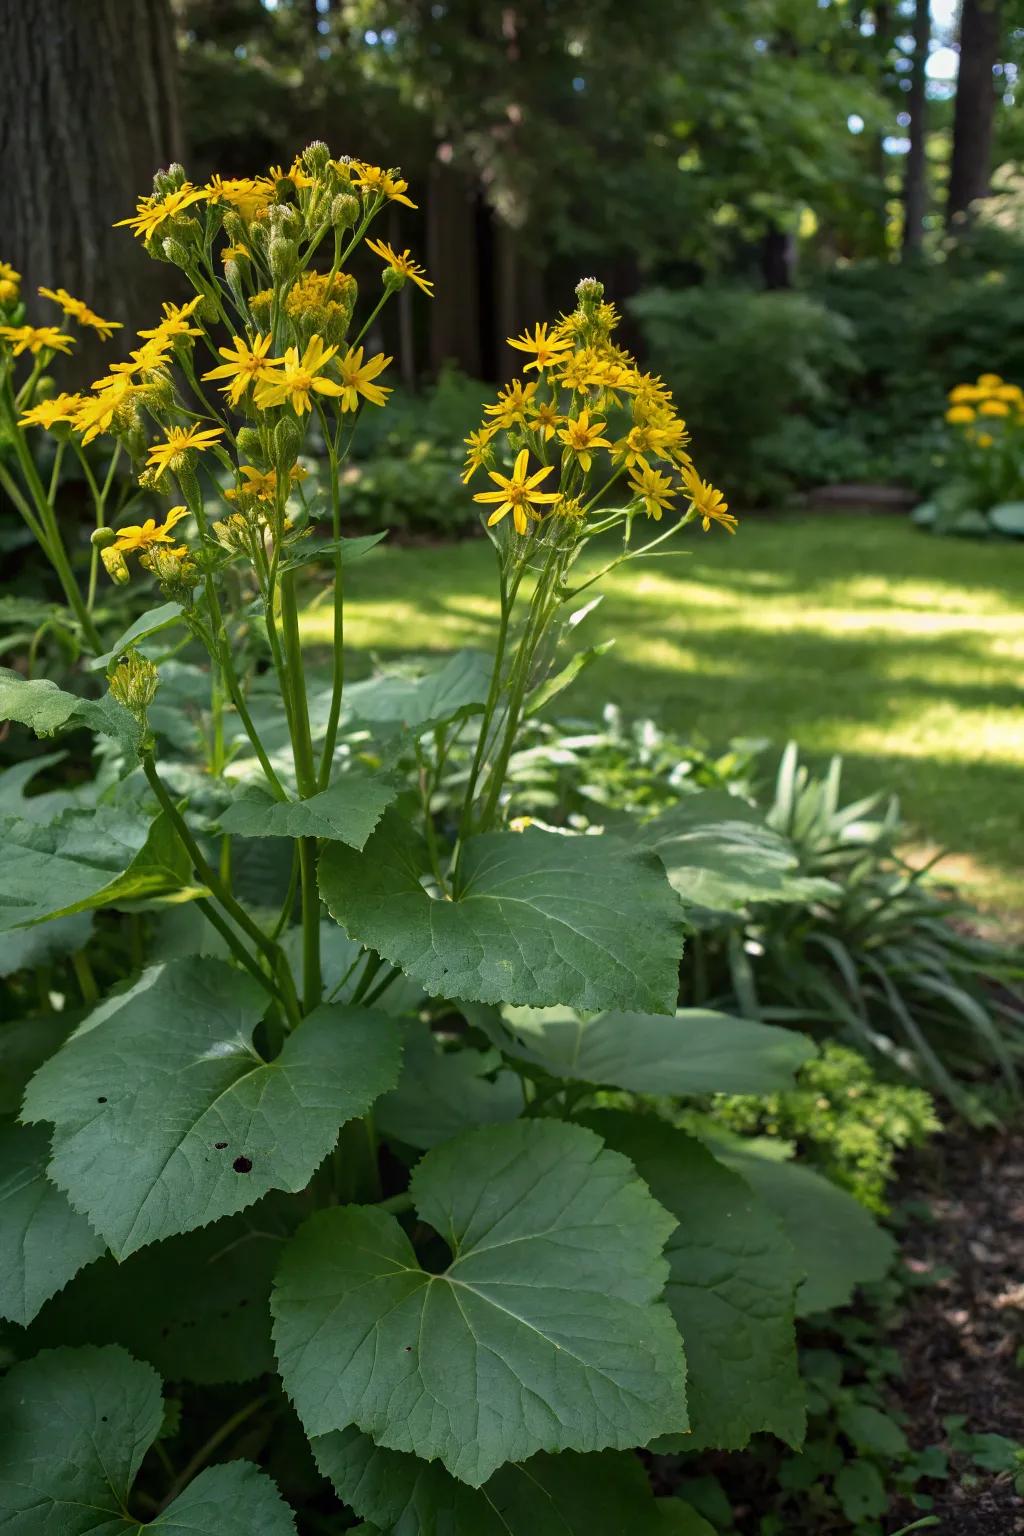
(464, 281, 732, 537)
(945, 373, 1024, 440)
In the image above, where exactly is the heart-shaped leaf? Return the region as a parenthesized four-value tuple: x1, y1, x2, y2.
(218, 771, 399, 850)
(22, 958, 401, 1257)
(272, 1119, 687, 1486)
(321, 813, 685, 1014)
(375, 1023, 524, 1149)
(0, 1121, 105, 1327)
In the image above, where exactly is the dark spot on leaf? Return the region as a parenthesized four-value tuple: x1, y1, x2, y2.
(238, 1298, 249, 1308)
(214, 1141, 228, 1150)
(97, 1096, 107, 1103)
(405, 1345, 412, 1352)
(101, 1414, 108, 1422)
(233, 1155, 253, 1173)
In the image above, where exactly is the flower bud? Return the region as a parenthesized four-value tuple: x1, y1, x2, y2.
(236, 427, 264, 461)
(575, 276, 604, 306)
(274, 416, 303, 475)
(153, 163, 186, 197)
(108, 647, 159, 721)
(331, 193, 360, 230)
(91, 526, 117, 550)
(100, 545, 130, 585)
(161, 237, 193, 269)
(302, 141, 331, 174)
(270, 237, 298, 282)
(381, 264, 405, 293)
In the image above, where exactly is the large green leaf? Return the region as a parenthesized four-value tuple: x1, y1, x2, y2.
(0, 667, 143, 764)
(272, 1120, 687, 1487)
(314, 1428, 694, 1536)
(717, 1140, 895, 1314)
(0, 1344, 297, 1533)
(321, 814, 685, 1014)
(0, 806, 194, 933)
(88, 601, 185, 672)
(22, 958, 401, 1257)
(0, 1015, 75, 1115)
(218, 771, 399, 850)
(585, 1113, 805, 1451)
(479, 1005, 814, 1095)
(344, 649, 490, 733)
(636, 791, 835, 915)
(28, 1201, 289, 1383)
(0, 912, 94, 977)
(0, 1121, 105, 1327)
(279, 530, 388, 572)
(375, 1024, 524, 1149)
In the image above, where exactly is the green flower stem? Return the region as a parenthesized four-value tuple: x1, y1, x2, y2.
(0, 459, 51, 555)
(279, 567, 322, 1012)
(70, 948, 99, 1006)
(455, 543, 520, 849)
(377, 1190, 414, 1216)
(316, 410, 344, 791)
(142, 753, 301, 1028)
(0, 377, 102, 651)
(194, 896, 286, 1011)
(157, 1394, 271, 1513)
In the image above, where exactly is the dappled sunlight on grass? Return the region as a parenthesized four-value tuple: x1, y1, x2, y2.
(299, 514, 1024, 914)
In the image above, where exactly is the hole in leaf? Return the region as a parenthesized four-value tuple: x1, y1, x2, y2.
(97, 1096, 107, 1103)
(233, 1155, 253, 1174)
(214, 1141, 228, 1150)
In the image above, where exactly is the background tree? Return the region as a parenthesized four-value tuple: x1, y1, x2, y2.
(947, 0, 1002, 224)
(902, 0, 932, 253)
(0, 0, 182, 378)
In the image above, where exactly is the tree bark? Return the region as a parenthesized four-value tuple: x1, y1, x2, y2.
(760, 226, 795, 290)
(0, 0, 183, 381)
(426, 160, 482, 378)
(946, 0, 1001, 226)
(902, 0, 931, 254)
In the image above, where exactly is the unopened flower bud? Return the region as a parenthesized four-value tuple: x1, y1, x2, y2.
(236, 427, 264, 461)
(100, 546, 130, 585)
(91, 526, 117, 550)
(331, 193, 360, 230)
(274, 416, 302, 474)
(153, 163, 186, 197)
(302, 141, 330, 174)
(575, 276, 604, 305)
(381, 265, 405, 293)
(270, 237, 298, 281)
(161, 237, 193, 269)
(108, 647, 159, 721)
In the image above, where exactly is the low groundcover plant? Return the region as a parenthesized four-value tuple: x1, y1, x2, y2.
(0, 145, 893, 1533)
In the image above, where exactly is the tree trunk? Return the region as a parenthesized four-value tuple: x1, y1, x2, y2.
(760, 226, 795, 290)
(426, 160, 482, 378)
(902, 0, 931, 254)
(946, 0, 1001, 226)
(0, 0, 183, 381)
(494, 221, 545, 379)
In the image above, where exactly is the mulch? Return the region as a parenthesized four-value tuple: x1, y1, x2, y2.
(889, 1127, 1024, 1534)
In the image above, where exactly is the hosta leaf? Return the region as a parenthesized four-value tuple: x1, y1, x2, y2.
(22, 957, 401, 1257)
(218, 771, 399, 850)
(345, 649, 490, 733)
(0, 1344, 297, 1533)
(0, 667, 143, 764)
(718, 1141, 895, 1314)
(315, 1428, 691, 1536)
(28, 1200, 290, 1383)
(375, 1024, 524, 1149)
(320, 813, 685, 1014)
(0, 805, 193, 933)
(272, 1120, 687, 1486)
(0, 1121, 105, 1327)
(585, 1113, 805, 1452)
(479, 1005, 815, 1095)
(636, 791, 835, 915)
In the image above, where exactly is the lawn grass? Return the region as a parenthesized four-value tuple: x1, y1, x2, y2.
(300, 512, 1024, 919)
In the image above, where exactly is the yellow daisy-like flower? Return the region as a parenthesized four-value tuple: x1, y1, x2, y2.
(202, 332, 281, 405)
(507, 323, 574, 372)
(995, 383, 1023, 404)
(978, 398, 1010, 418)
(976, 433, 994, 449)
(351, 163, 417, 208)
(556, 408, 613, 473)
(683, 467, 736, 534)
(115, 183, 208, 240)
(146, 424, 224, 479)
(221, 243, 251, 266)
(529, 400, 562, 442)
(18, 392, 84, 430)
(461, 426, 495, 483)
(483, 378, 538, 429)
(628, 461, 676, 521)
(948, 383, 982, 404)
(0, 324, 74, 357)
(364, 237, 434, 297)
(556, 349, 608, 393)
(112, 504, 191, 555)
(473, 447, 561, 535)
(204, 175, 275, 223)
(38, 287, 122, 340)
(945, 404, 976, 425)
(0, 260, 20, 303)
(93, 337, 173, 388)
(138, 297, 204, 343)
(336, 346, 393, 412)
(254, 336, 344, 415)
(977, 373, 1003, 390)
(72, 377, 135, 445)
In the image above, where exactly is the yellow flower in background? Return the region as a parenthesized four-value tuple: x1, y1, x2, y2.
(461, 426, 495, 483)
(977, 373, 1003, 389)
(948, 383, 982, 404)
(978, 398, 1010, 418)
(945, 404, 976, 424)
(146, 423, 224, 478)
(977, 433, 994, 449)
(364, 237, 434, 296)
(38, 287, 122, 340)
(0, 324, 74, 356)
(115, 183, 208, 240)
(484, 378, 538, 428)
(335, 346, 393, 412)
(202, 332, 281, 405)
(557, 408, 613, 472)
(507, 323, 573, 372)
(616, 420, 688, 469)
(138, 297, 204, 343)
(112, 504, 191, 555)
(628, 461, 676, 521)
(0, 260, 20, 303)
(254, 336, 344, 414)
(93, 338, 173, 387)
(18, 392, 83, 429)
(995, 383, 1024, 404)
(351, 163, 417, 208)
(473, 447, 560, 534)
(225, 464, 307, 504)
(267, 159, 317, 191)
(683, 467, 736, 534)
